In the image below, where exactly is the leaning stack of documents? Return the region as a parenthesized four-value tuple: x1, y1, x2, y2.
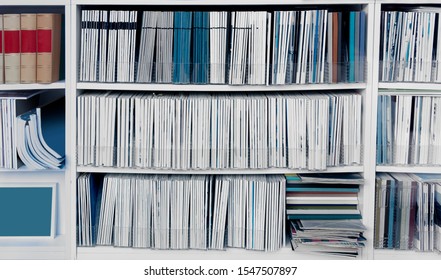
(77, 174, 286, 251)
(16, 108, 64, 169)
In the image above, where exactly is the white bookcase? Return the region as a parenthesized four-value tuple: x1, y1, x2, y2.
(71, 0, 376, 260)
(1, 0, 440, 260)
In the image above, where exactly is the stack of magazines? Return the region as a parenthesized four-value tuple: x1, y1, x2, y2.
(289, 219, 366, 258)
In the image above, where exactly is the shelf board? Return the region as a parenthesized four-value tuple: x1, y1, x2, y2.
(77, 82, 367, 92)
(0, 81, 66, 91)
(73, 0, 374, 6)
(0, 165, 65, 173)
(374, 249, 441, 260)
(0, 235, 66, 248)
(376, 166, 441, 174)
(378, 0, 441, 4)
(0, 0, 67, 5)
(76, 246, 362, 260)
(378, 82, 441, 92)
(76, 166, 364, 175)
(0, 235, 67, 260)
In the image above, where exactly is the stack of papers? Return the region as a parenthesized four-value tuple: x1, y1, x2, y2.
(286, 173, 362, 220)
(290, 219, 366, 258)
(286, 173, 366, 257)
(298, 173, 364, 184)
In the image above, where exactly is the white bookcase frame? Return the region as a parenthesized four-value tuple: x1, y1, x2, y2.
(70, 0, 376, 260)
(1, 0, 440, 260)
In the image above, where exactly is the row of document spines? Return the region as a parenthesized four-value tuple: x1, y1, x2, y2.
(0, 13, 62, 84)
(77, 173, 285, 250)
(76, 92, 363, 170)
(79, 9, 366, 84)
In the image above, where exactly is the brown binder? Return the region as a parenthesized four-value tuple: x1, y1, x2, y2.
(21, 14, 37, 83)
(3, 14, 21, 84)
(36, 13, 61, 83)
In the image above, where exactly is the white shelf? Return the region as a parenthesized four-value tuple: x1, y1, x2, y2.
(0, 166, 65, 173)
(378, 82, 441, 91)
(0, 81, 66, 91)
(76, 246, 362, 260)
(374, 249, 441, 260)
(376, 166, 441, 174)
(76, 166, 364, 175)
(0, 0, 67, 5)
(76, 82, 367, 92)
(0, 235, 67, 260)
(73, 0, 374, 6)
(378, 0, 441, 4)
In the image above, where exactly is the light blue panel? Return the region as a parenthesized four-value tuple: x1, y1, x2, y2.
(0, 187, 53, 237)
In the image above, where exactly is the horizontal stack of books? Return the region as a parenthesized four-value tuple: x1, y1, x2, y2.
(286, 173, 366, 257)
